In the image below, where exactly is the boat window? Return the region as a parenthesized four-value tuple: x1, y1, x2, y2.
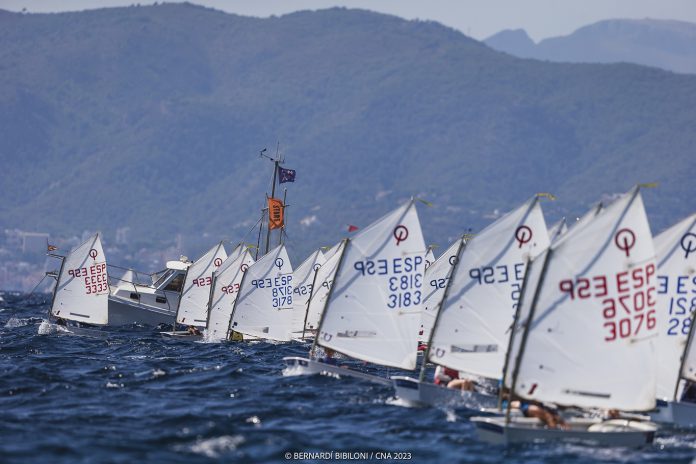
(153, 269, 174, 288)
(164, 273, 185, 292)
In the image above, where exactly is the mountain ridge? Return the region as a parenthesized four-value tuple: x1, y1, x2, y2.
(1, 4, 694, 266)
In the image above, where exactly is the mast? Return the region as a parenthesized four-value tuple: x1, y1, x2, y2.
(309, 238, 350, 358)
(505, 248, 553, 424)
(279, 188, 287, 247)
(301, 256, 323, 340)
(498, 254, 533, 410)
(226, 254, 251, 341)
(418, 235, 467, 382)
(262, 143, 282, 255)
(47, 254, 67, 322)
(255, 209, 265, 261)
(673, 307, 696, 401)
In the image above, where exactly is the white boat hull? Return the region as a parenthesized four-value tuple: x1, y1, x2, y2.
(472, 416, 656, 447)
(107, 296, 176, 326)
(391, 376, 497, 410)
(650, 400, 696, 428)
(282, 356, 392, 386)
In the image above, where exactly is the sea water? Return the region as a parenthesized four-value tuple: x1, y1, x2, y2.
(1, 294, 695, 463)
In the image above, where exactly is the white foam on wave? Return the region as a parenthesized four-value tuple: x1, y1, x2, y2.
(105, 382, 124, 388)
(384, 396, 418, 409)
(5, 317, 29, 328)
(37, 320, 70, 335)
(444, 408, 458, 422)
(656, 433, 696, 449)
(183, 435, 245, 458)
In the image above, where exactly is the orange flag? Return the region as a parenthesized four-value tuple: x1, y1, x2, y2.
(268, 197, 284, 230)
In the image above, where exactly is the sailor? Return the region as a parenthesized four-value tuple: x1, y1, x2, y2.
(501, 390, 567, 429)
(186, 325, 202, 336)
(433, 365, 474, 390)
(320, 348, 338, 365)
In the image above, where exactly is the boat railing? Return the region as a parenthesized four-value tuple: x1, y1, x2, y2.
(106, 264, 174, 312)
(107, 264, 154, 308)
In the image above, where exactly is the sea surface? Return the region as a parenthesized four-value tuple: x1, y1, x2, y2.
(1, 294, 696, 464)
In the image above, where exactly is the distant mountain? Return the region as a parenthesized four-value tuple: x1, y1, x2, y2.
(485, 19, 696, 74)
(1, 5, 695, 267)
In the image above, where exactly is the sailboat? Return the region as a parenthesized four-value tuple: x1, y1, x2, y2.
(649, 213, 696, 427)
(290, 248, 326, 340)
(297, 240, 346, 340)
(283, 199, 426, 385)
(417, 238, 463, 347)
(205, 246, 256, 342)
(472, 187, 659, 445)
(228, 244, 294, 341)
(49, 233, 193, 327)
(160, 242, 228, 338)
(392, 195, 550, 408)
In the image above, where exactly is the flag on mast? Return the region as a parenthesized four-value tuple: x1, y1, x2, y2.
(278, 167, 296, 183)
(268, 197, 285, 230)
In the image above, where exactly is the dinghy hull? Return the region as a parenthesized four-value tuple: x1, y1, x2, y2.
(282, 356, 392, 386)
(391, 376, 497, 410)
(650, 400, 696, 428)
(471, 416, 656, 447)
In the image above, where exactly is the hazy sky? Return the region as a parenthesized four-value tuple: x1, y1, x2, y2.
(2, 0, 696, 41)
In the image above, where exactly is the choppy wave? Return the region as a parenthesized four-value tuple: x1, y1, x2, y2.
(1, 296, 696, 463)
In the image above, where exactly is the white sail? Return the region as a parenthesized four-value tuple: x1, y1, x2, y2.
(548, 218, 568, 242)
(419, 238, 463, 342)
(322, 241, 342, 261)
(504, 201, 605, 383)
(175, 242, 227, 327)
(317, 200, 427, 370)
(655, 213, 696, 394)
(206, 248, 255, 341)
(230, 244, 294, 341)
(51, 233, 109, 324)
(510, 188, 658, 411)
(424, 247, 436, 271)
(304, 241, 346, 333)
(428, 196, 549, 379)
(290, 249, 326, 335)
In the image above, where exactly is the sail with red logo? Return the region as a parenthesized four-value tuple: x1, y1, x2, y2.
(303, 240, 346, 338)
(504, 201, 603, 386)
(418, 238, 462, 344)
(429, 195, 550, 381)
(508, 187, 657, 411)
(50, 233, 110, 325)
(317, 199, 427, 370)
(205, 245, 255, 341)
(174, 242, 227, 328)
